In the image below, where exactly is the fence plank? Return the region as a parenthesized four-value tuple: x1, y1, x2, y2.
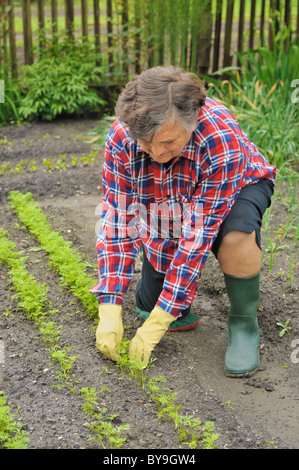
(223, 0, 234, 68)
(237, 0, 245, 66)
(1, 0, 297, 81)
(51, 0, 58, 42)
(81, 0, 88, 39)
(106, 0, 113, 71)
(212, 0, 222, 73)
(37, 0, 45, 57)
(121, 0, 129, 76)
(1, 3, 8, 66)
(134, 0, 141, 74)
(94, 0, 101, 65)
(260, 0, 266, 46)
(22, 0, 33, 65)
(8, 0, 17, 77)
(249, 0, 256, 49)
(7, 0, 18, 77)
(194, 0, 212, 74)
(65, 0, 74, 39)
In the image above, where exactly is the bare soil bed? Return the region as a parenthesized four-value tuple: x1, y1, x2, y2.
(0, 118, 298, 451)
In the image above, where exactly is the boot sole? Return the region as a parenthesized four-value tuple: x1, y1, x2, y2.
(224, 364, 259, 378)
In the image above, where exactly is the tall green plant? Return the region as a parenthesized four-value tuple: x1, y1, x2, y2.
(18, 30, 107, 121)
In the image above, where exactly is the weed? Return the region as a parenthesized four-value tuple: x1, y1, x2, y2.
(276, 318, 292, 337)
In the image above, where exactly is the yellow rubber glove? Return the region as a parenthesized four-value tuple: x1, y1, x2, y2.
(129, 305, 174, 368)
(96, 304, 124, 362)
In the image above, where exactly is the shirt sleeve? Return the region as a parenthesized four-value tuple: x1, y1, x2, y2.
(156, 130, 246, 317)
(89, 126, 142, 305)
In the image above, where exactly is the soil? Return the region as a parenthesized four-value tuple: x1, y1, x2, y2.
(0, 118, 298, 451)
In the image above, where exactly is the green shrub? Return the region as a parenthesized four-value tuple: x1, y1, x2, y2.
(18, 32, 107, 121)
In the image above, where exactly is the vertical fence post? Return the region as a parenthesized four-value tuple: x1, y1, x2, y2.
(37, 0, 46, 56)
(81, 0, 88, 39)
(121, 0, 128, 77)
(212, 0, 222, 73)
(107, 0, 113, 73)
(284, 0, 291, 51)
(223, 0, 234, 68)
(260, 0, 266, 47)
(134, 0, 141, 74)
(51, 0, 58, 44)
(196, 0, 212, 74)
(65, 0, 74, 40)
(237, 0, 245, 67)
(22, 0, 33, 65)
(8, 0, 17, 77)
(180, 0, 190, 70)
(94, 0, 101, 66)
(249, 0, 256, 49)
(145, 0, 155, 68)
(1, 2, 8, 67)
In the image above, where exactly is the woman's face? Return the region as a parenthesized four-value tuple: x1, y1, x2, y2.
(137, 120, 192, 164)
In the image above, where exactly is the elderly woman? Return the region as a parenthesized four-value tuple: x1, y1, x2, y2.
(90, 66, 276, 377)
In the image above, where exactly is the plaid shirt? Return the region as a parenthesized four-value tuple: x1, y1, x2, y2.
(90, 97, 276, 318)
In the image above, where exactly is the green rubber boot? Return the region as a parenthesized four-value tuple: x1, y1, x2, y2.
(224, 272, 260, 377)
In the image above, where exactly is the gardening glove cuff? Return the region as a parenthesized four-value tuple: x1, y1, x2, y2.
(96, 304, 124, 362)
(129, 305, 174, 368)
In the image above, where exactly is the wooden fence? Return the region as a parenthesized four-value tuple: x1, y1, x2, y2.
(1, 0, 299, 80)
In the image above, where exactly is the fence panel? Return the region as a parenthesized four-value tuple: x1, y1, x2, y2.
(0, 0, 298, 80)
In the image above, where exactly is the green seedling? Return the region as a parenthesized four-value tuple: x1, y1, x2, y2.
(0, 228, 81, 394)
(8, 191, 98, 318)
(0, 162, 10, 174)
(276, 318, 292, 337)
(80, 387, 130, 449)
(0, 392, 30, 449)
(7, 192, 220, 449)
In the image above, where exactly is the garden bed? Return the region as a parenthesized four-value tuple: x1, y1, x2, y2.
(0, 118, 298, 450)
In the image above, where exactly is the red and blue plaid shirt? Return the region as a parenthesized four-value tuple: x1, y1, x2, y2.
(90, 97, 276, 318)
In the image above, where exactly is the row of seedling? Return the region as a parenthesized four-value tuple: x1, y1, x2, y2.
(0, 227, 130, 449)
(0, 150, 98, 175)
(0, 391, 30, 449)
(5, 190, 220, 449)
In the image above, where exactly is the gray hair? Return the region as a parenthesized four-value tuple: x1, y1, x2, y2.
(115, 66, 207, 141)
